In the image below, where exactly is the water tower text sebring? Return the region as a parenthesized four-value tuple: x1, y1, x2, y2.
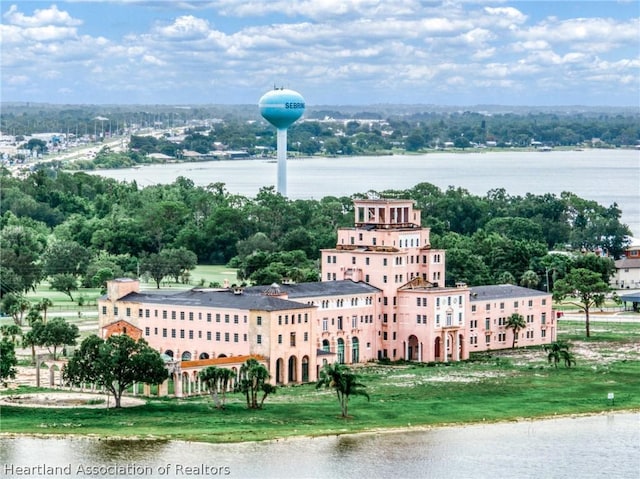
(259, 88, 306, 197)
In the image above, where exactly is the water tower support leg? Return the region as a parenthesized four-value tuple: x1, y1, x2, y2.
(277, 128, 287, 196)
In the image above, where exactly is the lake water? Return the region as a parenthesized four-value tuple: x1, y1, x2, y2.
(87, 149, 640, 236)
(1, 413, 638, 478)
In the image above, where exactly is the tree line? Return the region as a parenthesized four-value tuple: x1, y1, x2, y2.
(1, 166, 629, 302)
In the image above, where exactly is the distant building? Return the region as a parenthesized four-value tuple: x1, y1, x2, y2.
(99, 198, 555, 394)
(611, 237, 640, 290)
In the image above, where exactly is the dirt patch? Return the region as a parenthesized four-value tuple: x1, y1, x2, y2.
(0, 392, 145, 409)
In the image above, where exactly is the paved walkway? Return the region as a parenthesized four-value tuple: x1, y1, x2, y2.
(560, 311, 639, 322)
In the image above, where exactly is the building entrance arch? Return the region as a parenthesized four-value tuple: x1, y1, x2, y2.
(288, 355, 297, 383)
(407, 335, 419, 361)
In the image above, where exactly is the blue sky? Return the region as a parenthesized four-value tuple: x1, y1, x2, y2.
(1, 1, 638, 106)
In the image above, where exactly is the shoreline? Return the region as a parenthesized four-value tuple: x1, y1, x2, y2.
(2, 408, 638, 445)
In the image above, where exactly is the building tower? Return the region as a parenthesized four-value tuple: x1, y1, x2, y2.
(259, 88, 305, 197)
(320, 198, 461, 361)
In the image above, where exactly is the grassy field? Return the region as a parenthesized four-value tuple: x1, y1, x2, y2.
(2, 321, 638, 443)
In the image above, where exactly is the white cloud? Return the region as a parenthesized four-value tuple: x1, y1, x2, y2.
(2, 4, 82, 27)
(154, 15, 211, 40)
(0, 1, 637, 105)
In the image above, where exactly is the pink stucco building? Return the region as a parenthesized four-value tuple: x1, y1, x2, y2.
(99, 198, 555, 388)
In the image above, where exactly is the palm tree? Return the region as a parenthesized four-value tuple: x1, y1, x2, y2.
(200, 366, 235, 409)
(36, 298, 54, 324)
(316, 362, 369, 418)
(544, 341, 577, 368)
(505, 313, 526, 348)
(237, 358, 274, 409)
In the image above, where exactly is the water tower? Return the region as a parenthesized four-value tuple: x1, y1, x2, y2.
(259, 88, 305, 196)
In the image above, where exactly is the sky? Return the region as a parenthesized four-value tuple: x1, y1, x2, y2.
(1, 1, 639, 106)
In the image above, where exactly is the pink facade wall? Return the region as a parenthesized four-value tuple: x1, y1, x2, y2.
(468, 293, 556, 352)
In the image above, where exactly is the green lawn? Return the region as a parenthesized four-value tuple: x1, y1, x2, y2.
(2, 327, 639, 443)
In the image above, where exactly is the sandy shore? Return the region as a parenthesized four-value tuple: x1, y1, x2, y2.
(0, 392, 145, 409)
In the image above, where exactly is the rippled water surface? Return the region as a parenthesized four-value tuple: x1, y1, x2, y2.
(2, 413, 639, 479)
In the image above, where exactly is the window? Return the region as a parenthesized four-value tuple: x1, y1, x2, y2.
(189, 330, 193, 339)
(207, 313, 211, 322)
(102, 306, 107, 315)
(383, 258, 387, 266)
(542, 299, 547, 306)
(207, 331, 211, 340)
(528, 300, 533, 307)
(180, 329, 185, 339)
(500, 302, 504, 310)
(383, 332, 388, 340)
(337, 316, 343, 330)
(234, 315, 239, 324)
(145, 327, 150, 336)
(322, 319, 328, 331)
(352, 257, 356, 264)
(352, 315, 357, 329)
(290, 333, 296, 346)
(257, 334, 262, 344)
(234, 333, 239, 343)
(304, 332, 308, 342)
(541, 312, 547, 325)
(541, 329, 547, 338)
(216, 313, 221, 322)
(138, 308, 142, 318)
(365, 257, 370, 265)
(485, 334, 491, 344)
(278, 334, 282, 344)
(180, 312, 185, 320)
(171, 311, 176, 320)
(471, 305, 476, 312)
(114, 306, 119, 316)
(485, 318, 490, 330)
(216, 332, 221, 341)
(224, 332, 229, 342)
(257, 316, 262, 326)
(485, 303, 490, 311)
(189, 312, 194, 321)
(162, 328, 167, 338)
(171, 329, 176, 338)
(224, 314, 230, 323)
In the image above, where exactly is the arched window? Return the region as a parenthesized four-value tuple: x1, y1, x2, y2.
(351, 337, 359, 364)
(337, 338, 345, 364)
